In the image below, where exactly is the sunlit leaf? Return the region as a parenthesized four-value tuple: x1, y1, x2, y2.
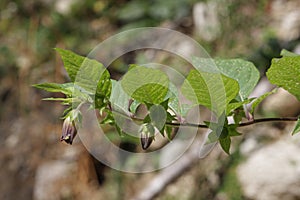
(181, 70, 239, 116)
(267, 56, 300, 101)
(121, 66, 169, 104)
(214, 59, 260, 100)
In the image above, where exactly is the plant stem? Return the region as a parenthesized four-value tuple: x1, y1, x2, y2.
(110, 109, 297, 128)
(165, 117, 298, 128)
(238, 117, 298, 127)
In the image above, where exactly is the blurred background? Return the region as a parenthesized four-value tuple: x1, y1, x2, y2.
(1, 0, 300, 199)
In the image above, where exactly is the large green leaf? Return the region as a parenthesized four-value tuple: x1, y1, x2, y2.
(192, 57, 260, 100)
(267, 56, 300, 101)
(121, 66, 169, 104)
(214, 59, 260, 100)
(181, 70, 239, 115)
(55, 48, 112, 107)
(55, 48, 84, 82)
(73, 57, 108, 94)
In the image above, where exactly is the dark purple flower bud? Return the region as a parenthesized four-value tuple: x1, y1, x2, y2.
(141, 132, 154, 150)
(139, 123, 155, 150)
(60, 116, 77, 145)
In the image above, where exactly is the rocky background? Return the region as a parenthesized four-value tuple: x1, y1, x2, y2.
(1, 0, 300, 199)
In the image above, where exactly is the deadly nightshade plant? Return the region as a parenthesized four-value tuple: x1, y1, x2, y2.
(33, 48, 300, 154)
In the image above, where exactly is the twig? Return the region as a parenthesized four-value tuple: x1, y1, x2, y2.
(112, 109, 298, 129)
(238, 117, 298, 127)
(167, 117, 298, 128)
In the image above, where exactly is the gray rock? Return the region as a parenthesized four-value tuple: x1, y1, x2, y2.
(193, 1, 221, 42)
(237, 136, 300, 200)
(33, 161, 76, 200)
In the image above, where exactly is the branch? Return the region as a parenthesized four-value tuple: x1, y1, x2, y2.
(167, 117, 298, 129)
(130, 116, 298, 200)
(113, 109, 298, 129)
(238, 117, 298, 127)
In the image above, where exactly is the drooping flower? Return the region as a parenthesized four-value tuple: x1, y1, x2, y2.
(60, 116, 77, 145)
(139, 123, 155, 150)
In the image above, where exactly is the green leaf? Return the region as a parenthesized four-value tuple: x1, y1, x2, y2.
(205, 113, 227, 143)
(219, 127, 229, 139)
(100, 111, 115, 125)
(121, 66, 169, 104)
(42, 97, 79, 105)
(164, 83, 180, 115)
(181, 70, 239, 116)
(95, 70, 112, 109)
(110, 80, 130, 113)
(267, 56, 300, 101)
(62, 106, 73, 118)
(115, 124, 123, 136)
(55, 48, 84, 82)
(226, 98, 254, 115)
(149, 104, 167, 131)
(42, 97, 73, 101)
(208, 131, 219, 143)
(219, 136, 231, 155)
(74, 58, 109, 94)
(250, 89, 277, 113)
(292, 116, 300, 135)
(165, 125, 173, 139)
(233, 110, 244, 125)
(33, 82, 74, 95)
(227, 125, 242, 136)
(280, 49, 299, 57)
(165, 111, 176, 139)
(55, 48, 112, 107)
(192, 57, 260, 100)
(129, 100, 141, 114)
(214, 59, 260, 100)
(180, 104, 193, 117)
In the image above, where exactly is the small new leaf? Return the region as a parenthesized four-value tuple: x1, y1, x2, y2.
(292, 116, 300, 135)
(250, 89, 277, 114)
(33, 83, 74, 96)
(219, 136, 231, 155)
(226, 98, 254, 115)
(280, 49, 299, 57)
(227, 125, 242, 136)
